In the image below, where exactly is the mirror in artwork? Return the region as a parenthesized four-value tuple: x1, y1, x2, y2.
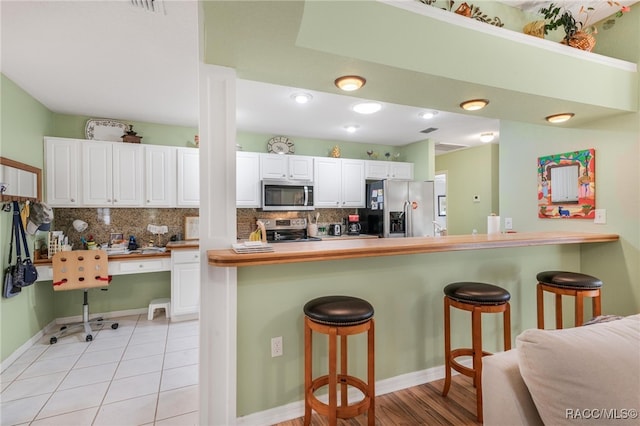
(537, 149, 595, 219)
(0, 157, 42, 202)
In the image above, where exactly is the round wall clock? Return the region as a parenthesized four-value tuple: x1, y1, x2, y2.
(267, 136, 295, 154)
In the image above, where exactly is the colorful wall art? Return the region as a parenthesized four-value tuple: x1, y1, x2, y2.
(537, 149, 595, 219)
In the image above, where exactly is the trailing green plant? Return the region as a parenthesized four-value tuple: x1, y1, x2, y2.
(418, 0, 504, 27)
(539, 3, 578, 41)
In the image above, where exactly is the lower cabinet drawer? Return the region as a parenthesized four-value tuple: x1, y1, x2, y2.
(114, 259, 171, 274)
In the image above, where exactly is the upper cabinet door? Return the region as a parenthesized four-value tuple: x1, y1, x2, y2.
(341, 159, 365, 207)
(82, 141, 113, 206)
(365, 160, 389, 179)
(237, 152, 261, 208)
(288, 155, 313, 181)
(260, 154, 288, 179)
(112, 144, 143, 207)
(45, 137, 81, 206)
(145, 145, 176, 207)
(389, 162, 414, 180)
(313, 157, 342, 207)
(177, 147, 199, 206)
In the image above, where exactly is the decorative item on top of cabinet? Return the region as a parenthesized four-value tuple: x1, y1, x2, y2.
(330, 145, 341, 158)
(122, 125, 142, 143)
(267, 136, 295, 154)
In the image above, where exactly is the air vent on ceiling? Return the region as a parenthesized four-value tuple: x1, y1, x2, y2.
(435, 143, 469, 152)
(420, 127, 438, 134)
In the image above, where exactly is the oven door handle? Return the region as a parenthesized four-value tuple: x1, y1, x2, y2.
(304, 186, 309, 207)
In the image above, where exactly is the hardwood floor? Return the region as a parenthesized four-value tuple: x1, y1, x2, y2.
(275, 375, 481, 426)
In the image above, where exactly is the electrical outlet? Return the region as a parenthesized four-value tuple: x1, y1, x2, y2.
(504, 217, 513, 230)
(271, 336, 283, 357)
(594, 209, 606, 224)
(473, 195, 480, 203)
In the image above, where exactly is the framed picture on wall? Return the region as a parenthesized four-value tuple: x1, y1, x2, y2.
(184, 216, 199, 240)
(438, 195, 447, 216)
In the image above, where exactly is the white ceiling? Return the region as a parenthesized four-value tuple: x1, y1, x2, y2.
(2, 1, 634, 153)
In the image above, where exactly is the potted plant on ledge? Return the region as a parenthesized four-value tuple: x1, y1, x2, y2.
(539, 3, 596, 51)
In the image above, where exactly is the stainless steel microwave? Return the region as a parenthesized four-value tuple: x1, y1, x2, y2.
(262, 180, 314, 211)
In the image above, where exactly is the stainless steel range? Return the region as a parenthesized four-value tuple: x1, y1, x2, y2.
(258, 218, 322, 243)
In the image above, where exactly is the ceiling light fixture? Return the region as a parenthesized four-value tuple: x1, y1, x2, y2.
(353, 102, 381, 114)
(545, 113, 575, 124)
(334, 75, 366, 92)
(419, 111, 438, 119)
(344, 125, 360, 133)
(479, 132, 495, 143)
(291, 93, 313, 104)
(460, 99, 489, 111)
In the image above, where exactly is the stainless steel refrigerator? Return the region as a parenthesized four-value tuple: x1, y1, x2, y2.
(362, 180, 435, 238)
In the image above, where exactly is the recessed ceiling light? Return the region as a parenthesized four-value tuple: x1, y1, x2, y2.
(419, 111, 438, 119)
(480, 132, 495, 143)
(353, 102, 382, 114)
(344, 125, 360, 133)
(545, 113, 574, 123)
(291, 93, 312, 104)
(460, 99, 489, 111)
(335, 75, 366, 91)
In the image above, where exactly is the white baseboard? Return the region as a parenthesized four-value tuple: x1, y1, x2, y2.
(0, 319, 57, 373)
(2, 308, 148, 373)
(235, 362, 469, 426)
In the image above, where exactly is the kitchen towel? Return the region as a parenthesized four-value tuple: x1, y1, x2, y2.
(487, 215, 501, 235)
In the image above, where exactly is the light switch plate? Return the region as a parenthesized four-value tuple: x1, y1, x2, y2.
(504, 217, 513, 230)
(594, 209, 606, 224)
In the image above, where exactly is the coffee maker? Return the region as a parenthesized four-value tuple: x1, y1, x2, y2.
(347, 214, 361, 235)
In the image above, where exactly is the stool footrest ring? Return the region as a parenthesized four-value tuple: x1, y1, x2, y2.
(449, 348, 492, 378)
(308, 374, 371, 419)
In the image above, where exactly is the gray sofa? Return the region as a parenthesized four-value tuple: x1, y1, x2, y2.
(483, 314, 640, 425)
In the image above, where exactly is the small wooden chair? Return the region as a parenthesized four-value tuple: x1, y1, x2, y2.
(49, 250, 118, 343)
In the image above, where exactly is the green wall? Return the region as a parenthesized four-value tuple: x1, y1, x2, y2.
(52, 113, 198, 148)
(1, 74, 55, 362)
(499, 116, 640, 314)
(435, 143, 499, 235)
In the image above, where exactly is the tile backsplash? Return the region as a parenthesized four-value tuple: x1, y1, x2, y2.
(46, 208, 199, 252)
(237, 208, 358, 240)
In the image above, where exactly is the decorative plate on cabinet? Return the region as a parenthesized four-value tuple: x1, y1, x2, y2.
(267, 136, 295, 154)
(85, 119, 128, 142)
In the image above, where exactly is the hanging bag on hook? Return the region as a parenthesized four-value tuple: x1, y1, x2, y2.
(3, 213, 21, 298)
(12, 201, 38, 287)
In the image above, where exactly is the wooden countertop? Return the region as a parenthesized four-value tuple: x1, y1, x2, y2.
(207, 232, 619, 267)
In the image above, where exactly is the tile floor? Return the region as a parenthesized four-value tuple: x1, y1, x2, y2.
(1, 314, 199, 426)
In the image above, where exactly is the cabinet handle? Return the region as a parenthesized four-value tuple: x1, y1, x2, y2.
(71, 198, 75, 202)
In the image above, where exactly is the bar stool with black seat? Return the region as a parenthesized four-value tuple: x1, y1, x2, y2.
(303, 295, 375, 426)
(536, 270, 603, 329)
(442, 282, 511, 423)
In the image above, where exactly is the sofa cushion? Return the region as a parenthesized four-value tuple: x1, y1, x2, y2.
(517, 314, 640, 425)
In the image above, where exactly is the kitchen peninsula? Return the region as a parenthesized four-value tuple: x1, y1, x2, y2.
(207, 231, 619, 420)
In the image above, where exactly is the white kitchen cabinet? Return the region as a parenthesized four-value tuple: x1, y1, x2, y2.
(171, 249, 200, 320)
(237, 152, 261, 207)
(314, 157, 365, 208)
(82, 141, 143, 207)
(365, 160, 414, 180)
(177, 147, 199, 206)
(45, 137, 82, 207)
(145, 145, 176, 206)
(260, 154, 313, 181)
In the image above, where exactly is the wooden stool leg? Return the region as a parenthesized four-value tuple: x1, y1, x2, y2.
(340, 334, 348, 408)
(575, 292, 585, 326)
(555, 293, 564, 329)
(442, 296, 452, 397)
(328, 327, 338, 426)
(504, 302, 512, 351)
(537, 284, 544, 329)
(304, 318, 312, 426)
(367, 319, 375, 426)
(593, 290, 602, 317)
(472, 305, 483, 423)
